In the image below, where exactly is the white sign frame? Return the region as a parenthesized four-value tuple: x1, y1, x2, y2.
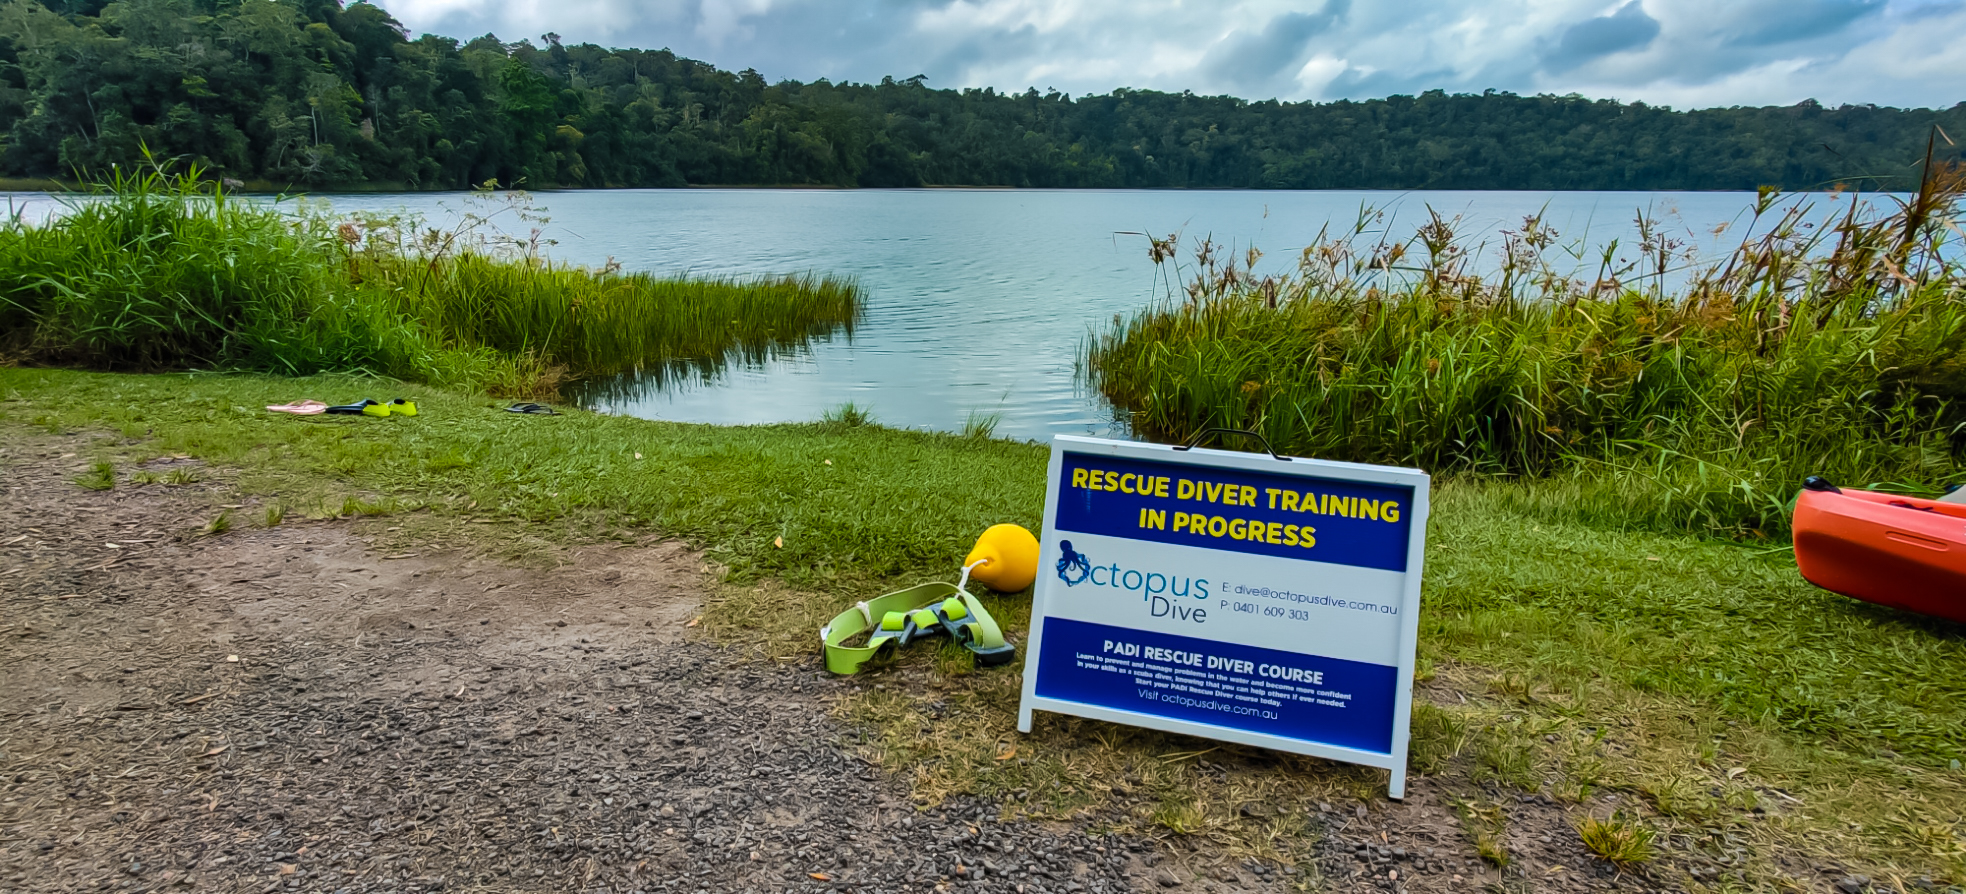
(1015, 435, 1431, 798)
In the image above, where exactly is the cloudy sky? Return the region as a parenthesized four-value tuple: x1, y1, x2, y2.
(373, 0, 1966, 109)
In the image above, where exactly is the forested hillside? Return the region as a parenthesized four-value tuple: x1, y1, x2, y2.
(2, 0, 1962, 191)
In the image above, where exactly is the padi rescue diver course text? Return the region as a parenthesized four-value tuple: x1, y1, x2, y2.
(1017, 435, 1431, 798)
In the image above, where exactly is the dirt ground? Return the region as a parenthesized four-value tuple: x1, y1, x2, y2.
(0, 429, 1658, 894)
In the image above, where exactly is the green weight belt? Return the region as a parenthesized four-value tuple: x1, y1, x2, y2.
(820, 581, 1016, 675)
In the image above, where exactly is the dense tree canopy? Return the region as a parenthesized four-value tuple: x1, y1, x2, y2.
(1, 0, 1961, 191)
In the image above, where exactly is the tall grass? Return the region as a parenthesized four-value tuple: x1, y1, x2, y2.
(0, 162, 351, 371)
(0, 159, 859, 395)
(1089, 157, 1966, 535)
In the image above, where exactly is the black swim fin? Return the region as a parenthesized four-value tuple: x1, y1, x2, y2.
(325, 399, 382, 416)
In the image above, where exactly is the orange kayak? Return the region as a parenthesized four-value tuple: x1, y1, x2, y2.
(1792, 478, 1966, 623)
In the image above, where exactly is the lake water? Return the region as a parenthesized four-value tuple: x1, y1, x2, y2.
(5, 188, 1877, 440)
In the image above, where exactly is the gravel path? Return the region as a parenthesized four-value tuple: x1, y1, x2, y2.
(0, 435, 1147, 894)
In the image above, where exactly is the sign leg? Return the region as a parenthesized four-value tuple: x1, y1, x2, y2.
(1388, 766, 1406, 801)
(1017, 705, 1034, 734)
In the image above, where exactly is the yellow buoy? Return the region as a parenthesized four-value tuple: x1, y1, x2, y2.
(964, 524, 1040, 592)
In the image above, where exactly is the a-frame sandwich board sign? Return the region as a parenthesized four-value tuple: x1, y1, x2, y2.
(1016, 435, 1430, 798)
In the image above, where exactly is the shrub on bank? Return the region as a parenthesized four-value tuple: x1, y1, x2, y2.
(1089, 171, 1966, 535)
(0, 162, 859, 395)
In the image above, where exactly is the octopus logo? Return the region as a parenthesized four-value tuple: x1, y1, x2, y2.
(1056, 539, 1092, 586)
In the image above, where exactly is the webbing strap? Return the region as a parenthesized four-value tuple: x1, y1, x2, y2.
(820, 580, 1015, 675)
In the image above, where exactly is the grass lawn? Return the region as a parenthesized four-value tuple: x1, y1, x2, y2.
(4, 366, 1962, 889)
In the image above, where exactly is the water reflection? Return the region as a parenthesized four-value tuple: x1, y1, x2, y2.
(564, 323, 855, 406)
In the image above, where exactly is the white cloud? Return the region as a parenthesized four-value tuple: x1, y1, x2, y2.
(370, 0, 1966, 108)
(696, 0, 775, 45)
(914, 0, 1092, 35)
(1293, 53, 1347, 95)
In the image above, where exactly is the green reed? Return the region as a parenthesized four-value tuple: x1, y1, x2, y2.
(0, 158, 860, 395)
(1090, 163, 1966, 535)
(0, 161, 342, 371)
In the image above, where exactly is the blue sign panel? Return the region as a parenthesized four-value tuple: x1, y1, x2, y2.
(1052, 453, 1415, 572)
(1035, 616, 1398, 754)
